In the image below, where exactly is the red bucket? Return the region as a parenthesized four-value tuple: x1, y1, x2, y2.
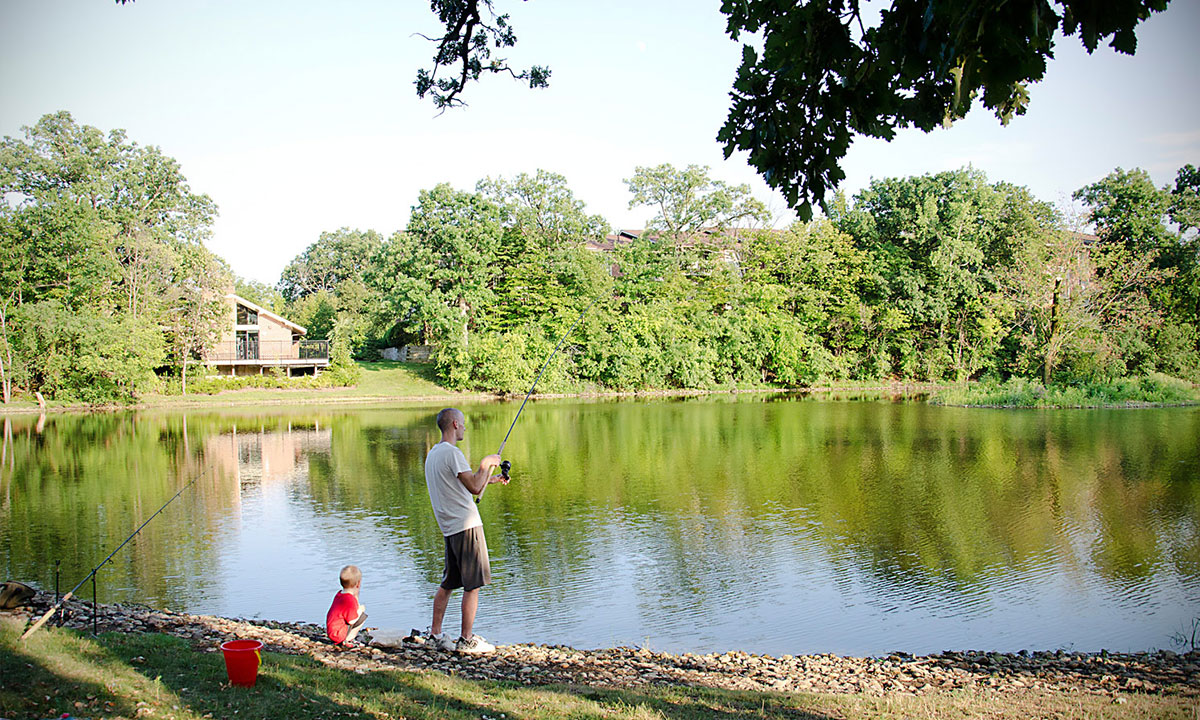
(220, 639, 263, 687)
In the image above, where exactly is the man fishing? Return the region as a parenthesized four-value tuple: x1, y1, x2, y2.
(423, 407, 507, 653)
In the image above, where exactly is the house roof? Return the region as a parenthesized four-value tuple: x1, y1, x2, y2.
(227, 293, 307, 335)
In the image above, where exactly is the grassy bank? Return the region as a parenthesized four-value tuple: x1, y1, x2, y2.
(2, 617, 1189, 720)
(930, 373, 1200, 408)
(4, 363, 1197, 414)
(0, 362, 460, 413)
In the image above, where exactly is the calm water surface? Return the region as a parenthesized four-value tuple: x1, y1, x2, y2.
(2, 397, 1198, 657)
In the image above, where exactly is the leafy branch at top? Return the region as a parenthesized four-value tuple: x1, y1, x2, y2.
(415, 0, 550, 111)
(717, 0, 1170, 220)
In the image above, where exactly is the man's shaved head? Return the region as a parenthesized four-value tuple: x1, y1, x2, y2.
(436, 407, 463, 432)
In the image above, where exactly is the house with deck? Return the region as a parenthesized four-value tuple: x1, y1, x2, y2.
(205, 294, 329, 376)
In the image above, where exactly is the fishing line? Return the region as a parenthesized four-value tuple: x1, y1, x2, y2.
(20, 471, 204, 640)
(477, 294, 602, 503)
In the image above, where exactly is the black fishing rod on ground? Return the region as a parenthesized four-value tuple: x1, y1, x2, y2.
(476, 296, 601, 504)
(20, 472, 204, 640)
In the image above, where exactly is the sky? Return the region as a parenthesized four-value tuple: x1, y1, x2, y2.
(2, 0, 1198, 284)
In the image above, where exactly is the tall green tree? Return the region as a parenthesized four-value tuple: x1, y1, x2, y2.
(624, 164, 770, 249)
(832, 167, 1056, 380)
(233, 276, 286, 315)
(1000, 228, 1167, 382)
(278, 228, 384, 301)
(1074, 168, 1173, 253)
(478, 171, 610, 331)
(1075, 166, 1200, 378)
(0, 111, 223, 402)
(367, 184, 504, 386)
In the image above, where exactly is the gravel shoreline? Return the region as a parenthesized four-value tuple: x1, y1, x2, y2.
(9, 595, 1198, 699)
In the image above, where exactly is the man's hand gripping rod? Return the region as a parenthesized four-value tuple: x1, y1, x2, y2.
(476, 299, 597, 503)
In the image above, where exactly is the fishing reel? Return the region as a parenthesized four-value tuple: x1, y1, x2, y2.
(476, 460, 512, 504)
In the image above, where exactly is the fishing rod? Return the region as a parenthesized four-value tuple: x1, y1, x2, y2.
(20, 471, 204, 640)
(476, 295, 601, 503)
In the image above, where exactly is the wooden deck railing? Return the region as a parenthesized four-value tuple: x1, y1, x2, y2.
(205, 339, 329, 363)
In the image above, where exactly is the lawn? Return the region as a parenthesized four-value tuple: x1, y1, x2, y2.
(2, 618, 1190, 720)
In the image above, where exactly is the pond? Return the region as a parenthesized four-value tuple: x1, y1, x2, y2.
(2, 397, 1198, 657)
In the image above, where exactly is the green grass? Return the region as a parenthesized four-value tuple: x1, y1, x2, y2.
(0, 362, 459, 412)
(139, 361, 459, 408)
(930, 373, 1200, 408)
(2, 618, 1192, 720)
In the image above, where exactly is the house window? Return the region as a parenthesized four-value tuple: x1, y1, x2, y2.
(236, 330, 259, 360)
(236, 304, 259, 326)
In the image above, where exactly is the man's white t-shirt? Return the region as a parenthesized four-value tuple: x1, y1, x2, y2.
(425, 441, 482, 536)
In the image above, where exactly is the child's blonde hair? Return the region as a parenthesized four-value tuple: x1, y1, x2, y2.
(339, 564, 362, 589)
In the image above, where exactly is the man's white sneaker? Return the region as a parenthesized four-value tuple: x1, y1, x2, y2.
(455, 634, 495, 653)
(425, 631, 456, 652)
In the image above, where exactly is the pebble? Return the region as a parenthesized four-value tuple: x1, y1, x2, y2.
(7, 595, 1199, 699)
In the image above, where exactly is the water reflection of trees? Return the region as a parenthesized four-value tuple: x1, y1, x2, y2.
(1, 412, 218, 606)
(2, 402, 1196, 616)
(456, 401, 1200, 601)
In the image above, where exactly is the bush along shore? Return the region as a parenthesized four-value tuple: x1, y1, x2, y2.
(6, 595, 1198, 702)
(928, 374, 1200, 408)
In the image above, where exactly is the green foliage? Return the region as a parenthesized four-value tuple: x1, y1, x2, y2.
(931, 373, 1199, 407)
(342, 164, 1198, 393)
(717, 0, 1172, 217)
(326, 313, 364, 385)
(419, 2, 1168, 217)
(831, 167, 1057, 381)
(1073, 166, 1200, 380)
(234, 276, 286, 314)
(624, 164, 770, 245)
(1169, 164, 1200, 234)
(278, 227, 383, 302)
(415, 0, 550, 111)
(287, 290, 337, 341)
(0, 111, 225, 404)
(1074, 167, 1173, 252)
(179, 369, 356, 395)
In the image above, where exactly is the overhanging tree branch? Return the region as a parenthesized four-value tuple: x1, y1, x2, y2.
(415, 0, 550, 112)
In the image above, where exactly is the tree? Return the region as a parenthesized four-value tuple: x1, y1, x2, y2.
(366, 185, 503, 386)
(0, 111, 220, 402)
(478, 170, 611, 330)
(234, 276, 286, 315)
(1169, 164, 1200, 236)
(166, 245, 230, 395)
(414, 0, 550, 111)
(416, 1, 1168, 218)
(1074, 168, 1173, 253)
(277, 228, 384, 301)
(1075, 165, 1200, 378)
(624, 164, 769, 249)
(477, 170, 608, 251)
(1000, 228, 1167, 382)
(832, 167, 1057, 380)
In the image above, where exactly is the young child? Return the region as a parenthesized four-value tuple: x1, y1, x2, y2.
(326, 565, 367, 646)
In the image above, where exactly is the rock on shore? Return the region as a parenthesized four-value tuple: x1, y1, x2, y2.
(9, 595, 1199, 698)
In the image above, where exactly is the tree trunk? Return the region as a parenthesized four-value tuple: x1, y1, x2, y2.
(0, 307, 10, 404)
(459, 297, 469, 349)
(0, 350, 8, 405)
(182, 357, 188, 396)
(1044, 277, 1062, 385)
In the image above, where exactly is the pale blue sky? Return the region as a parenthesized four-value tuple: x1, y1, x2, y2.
(2, 0, 1197, 283)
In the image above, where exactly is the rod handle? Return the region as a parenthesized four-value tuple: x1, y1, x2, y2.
(20, 591, 72, 641)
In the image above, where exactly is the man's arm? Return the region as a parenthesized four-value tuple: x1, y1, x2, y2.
(457, 454, 503, 495)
